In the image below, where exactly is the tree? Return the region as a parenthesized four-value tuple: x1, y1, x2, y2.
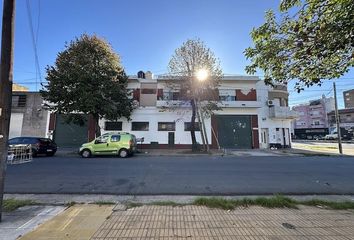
(41, 34, 133, 137)
(244, 0, 354, 92)
(168, 39, 223, 150)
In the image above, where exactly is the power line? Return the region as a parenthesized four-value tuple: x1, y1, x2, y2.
(26, 0, 42, 90)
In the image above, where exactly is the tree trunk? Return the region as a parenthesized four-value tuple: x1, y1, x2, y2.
(93, 114, 101, 137)
(190, 99, 198, 151)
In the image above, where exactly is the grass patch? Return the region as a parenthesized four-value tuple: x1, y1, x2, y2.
(124, 196, 354, 211)
(92, 201, 115, 206)
(300, 200, 354, 210)
(126, 202, 143, 209)
(65, 201, 76, 207)
(193, 195, 297, 210)
(149, 201, 185, 207)
(2, 198, 37, 212)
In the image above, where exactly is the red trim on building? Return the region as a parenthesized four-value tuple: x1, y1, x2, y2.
(157, 89, 163, 100)
(133, 89, 140, 101)
(87, 114, 96, 141)
(236, 89, 257, 101)
(251, 115, 259, 149)
(48, 113, 56, 131)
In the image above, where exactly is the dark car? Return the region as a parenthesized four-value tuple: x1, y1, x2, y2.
(8, 137, 57, 157)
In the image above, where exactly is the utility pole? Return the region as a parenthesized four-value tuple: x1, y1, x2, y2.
(0, 0, 16, 222)
(333, 81, 343, 154)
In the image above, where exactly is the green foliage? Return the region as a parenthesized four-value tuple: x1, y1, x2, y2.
(193, 195, 298, 210)
(168, 39, 223, 148)
(41, 34, 133, 133)
(168, 38, 223, 103)
(245, 0, 354, 91)
(2, 198, 37, 212)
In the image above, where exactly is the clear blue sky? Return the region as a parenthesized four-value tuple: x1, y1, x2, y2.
(2, 0, 354, 107)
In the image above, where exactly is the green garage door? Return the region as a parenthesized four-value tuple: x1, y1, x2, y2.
(216, 115, 252, 149)
(54, 114, 88, 148)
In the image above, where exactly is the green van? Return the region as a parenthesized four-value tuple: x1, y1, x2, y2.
(79, 132, 137, 158)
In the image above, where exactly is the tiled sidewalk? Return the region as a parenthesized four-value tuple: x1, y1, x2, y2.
(91, 205, 354, 240)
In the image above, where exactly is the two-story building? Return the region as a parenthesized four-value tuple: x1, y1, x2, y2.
(95, 71, 296, 149)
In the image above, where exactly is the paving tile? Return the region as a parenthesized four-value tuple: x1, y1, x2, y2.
(90, 205, 354, 240)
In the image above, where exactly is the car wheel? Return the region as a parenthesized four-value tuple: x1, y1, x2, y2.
(32, 149, 37, 157)
(81, 149, 91, 158)
(119, 149, 128, 158)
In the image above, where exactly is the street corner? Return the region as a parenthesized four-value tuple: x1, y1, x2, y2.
(0, 205, 65, 240)
(18, 204, 114, 240)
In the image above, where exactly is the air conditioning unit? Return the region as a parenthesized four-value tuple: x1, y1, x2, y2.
(267, 100, 274, 106)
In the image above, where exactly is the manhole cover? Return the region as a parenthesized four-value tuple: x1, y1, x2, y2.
(282, 222, 296, 229)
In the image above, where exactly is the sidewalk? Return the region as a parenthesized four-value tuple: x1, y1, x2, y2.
(12, 203, 354, 239)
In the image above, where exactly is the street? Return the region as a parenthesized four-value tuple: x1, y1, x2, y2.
(4, 154, 354, 195)
(292, 140, 354, 155)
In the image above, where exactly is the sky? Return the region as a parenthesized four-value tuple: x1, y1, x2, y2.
(2, 0, 354, 108)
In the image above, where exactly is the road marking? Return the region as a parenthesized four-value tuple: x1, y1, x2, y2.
(59, 208, 82, 231)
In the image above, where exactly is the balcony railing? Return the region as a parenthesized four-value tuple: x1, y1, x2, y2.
(156, 100, 262, 108)
(269, 106, 298, 119)
(218, 101, 262, 108)
(156, 100, 191, 108)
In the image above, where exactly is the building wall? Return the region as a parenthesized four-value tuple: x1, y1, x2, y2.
(328, 109, 354, 130)
(343, 89, 354, 109)
(10, 92, 49, 138)
(98, 76, 294, 149)
(292, 96, 335, 129)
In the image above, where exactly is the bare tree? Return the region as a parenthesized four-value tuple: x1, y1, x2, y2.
(168, 39, 223, 151)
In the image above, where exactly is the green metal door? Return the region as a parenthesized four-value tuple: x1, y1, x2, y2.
(216, 115, 252, 149)
(54, 114, 88, 148)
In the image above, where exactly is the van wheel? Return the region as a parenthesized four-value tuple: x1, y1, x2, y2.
(119, 149, 128, 158)
(81, 149, 91, 158)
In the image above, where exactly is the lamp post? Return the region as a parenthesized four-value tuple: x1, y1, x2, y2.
(196, 69, 210, 153)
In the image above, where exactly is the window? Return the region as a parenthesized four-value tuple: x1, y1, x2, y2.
(132, 122, 149, 131)
(111, 135, 121, 142)
(105, 121, 122, 131)
(158, 122, 175, 131)
(219, 95, 235, 101)
(219, 90, 236, 101)
(95, 134, 109, 144)
(163, 91, 181, 100)
(12, 95, 27, 107)
(141, 89, 156, 94)
(314, 121, 320, 125)
(184, 122, 200, 131)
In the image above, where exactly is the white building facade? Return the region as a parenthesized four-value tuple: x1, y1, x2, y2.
(99, 72, 296, 149)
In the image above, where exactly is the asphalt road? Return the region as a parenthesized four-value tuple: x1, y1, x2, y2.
(4, 154, 354, 195)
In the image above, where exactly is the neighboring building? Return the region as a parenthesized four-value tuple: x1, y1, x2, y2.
(292, 95, 335, 129)
(327, 108, 354, 132)
(13, 83, 29, 92)
(92, 72, 296, 149)
(10, 91, 50, 139)
(343, 89, 354, 109)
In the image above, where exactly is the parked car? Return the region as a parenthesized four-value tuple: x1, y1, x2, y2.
(79, 132, 137, 158)
(8, 137, 57, 157)
(324, 133, 338, 140)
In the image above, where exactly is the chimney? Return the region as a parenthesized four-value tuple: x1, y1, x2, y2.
(145, 71, 153, 80)
(137, 71, 145, 79)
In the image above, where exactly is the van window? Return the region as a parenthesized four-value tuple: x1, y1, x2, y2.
(111, 135, 121, 142)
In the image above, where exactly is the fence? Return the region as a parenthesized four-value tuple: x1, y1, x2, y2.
(7, 144, 33, 164)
